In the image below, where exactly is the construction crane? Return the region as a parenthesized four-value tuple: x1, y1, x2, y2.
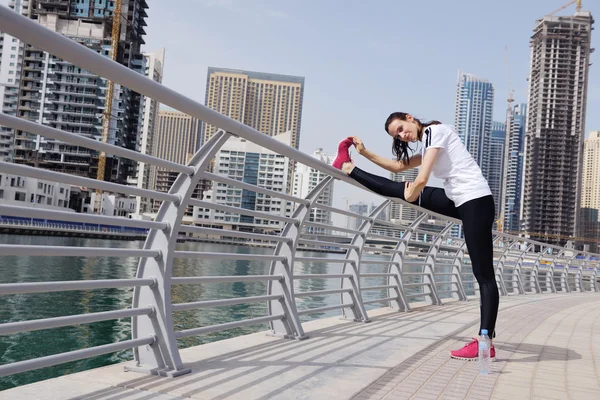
(94, 0, 122, 213)
(546, 0, 582, 17)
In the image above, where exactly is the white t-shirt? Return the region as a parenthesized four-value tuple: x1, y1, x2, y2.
(421, 124, 492, 207)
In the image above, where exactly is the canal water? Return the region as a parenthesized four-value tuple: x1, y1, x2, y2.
(0, 234, 461, 390)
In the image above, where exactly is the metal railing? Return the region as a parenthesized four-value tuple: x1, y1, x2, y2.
(0, 4, 599, 380)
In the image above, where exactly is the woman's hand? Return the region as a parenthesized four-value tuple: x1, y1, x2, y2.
(349, 136, 366, 155)
(404, 181, 420, 202)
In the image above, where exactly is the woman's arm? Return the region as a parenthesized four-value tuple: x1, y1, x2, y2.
(404, 148, 441, 202)
(350, 136, 422, 173)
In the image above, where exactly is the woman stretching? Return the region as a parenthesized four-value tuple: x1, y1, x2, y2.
(331, 112, 498, 360)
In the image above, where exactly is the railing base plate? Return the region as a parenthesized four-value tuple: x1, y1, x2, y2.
(124, 364, 192, 378)
(340, 317, 372, 323)
(266, 331, 309, 341)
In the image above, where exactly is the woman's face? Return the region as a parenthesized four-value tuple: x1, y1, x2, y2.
(387, 116, 420, 143)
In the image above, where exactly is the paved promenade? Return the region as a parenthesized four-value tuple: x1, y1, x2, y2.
(4, 293, 600, 399)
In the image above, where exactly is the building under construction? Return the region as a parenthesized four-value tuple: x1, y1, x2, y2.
(521, 6, 594, 245)
(13, 0, 148, 184)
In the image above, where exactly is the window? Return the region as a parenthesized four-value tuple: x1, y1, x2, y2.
(14, 192, 26, 201)
(0, 190, 3, 199)
(38, 182, 43, 189)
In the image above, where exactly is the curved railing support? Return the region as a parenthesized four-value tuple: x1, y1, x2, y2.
(267, 177, 336, 338)
(492, 234, 509, 296)
(128, 130, 230, 377)
(431, 222, 467, 301)
(339, 201, 391, 322)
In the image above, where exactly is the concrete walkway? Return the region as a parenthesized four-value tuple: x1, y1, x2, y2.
(4, 294, 600, 400)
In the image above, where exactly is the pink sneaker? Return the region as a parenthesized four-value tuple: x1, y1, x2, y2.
(450, 338, 496, 361)
(331, 138, 354, 169)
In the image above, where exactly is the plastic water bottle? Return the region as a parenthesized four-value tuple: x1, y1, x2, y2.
(478, 329, 491, 375)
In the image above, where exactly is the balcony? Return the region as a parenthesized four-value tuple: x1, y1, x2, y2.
(38, 0, 69, 6)
(52, 90, 98, 98)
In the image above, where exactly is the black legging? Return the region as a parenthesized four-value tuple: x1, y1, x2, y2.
(350, 167, 499, 337)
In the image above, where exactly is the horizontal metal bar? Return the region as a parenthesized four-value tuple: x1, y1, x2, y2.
(172, 295, 282, 312)
(297, 239, 358, 250)
(434, 273, 459, 276)
(405, 292, 431, 298)
(361, 273, 396, 278)
(0, 204, 166, 231)
(295, 288, 352, 297)
(0, 113, 193, 175)
(0, 161, 179, 203)
(367, 233, 403, 241)
(294, 257, 354, 264)
(403, 272, 432, 276)
(175, 314, 283, 338)
(436, 281, 459, 286)
(297, 304, 349, 316)
(434, 263, 457, 268)
(362, 246, 403, 254)
(360, 260, 398, 265)
(294, 274, 353, 279)
(303, 221, 360, 235)
(0, 278, 156, 295)
(202, 172, 307, 205)
(311, 203, 369, 219)
(361, 285, 397, 291)
(173, 252, 286, 262)
(403, 283, 431, 287)
(0, 336, 154, 377)
(413, 228, 444, 236)
(372, 220, 407, 229)
(0, 245, 159, 258)
(404, 250, 427, 256)
(435, 254, 459, 259)
(0, 307, 153, 336)
(171, 275, 283, 285)
(189, 199, 297, 224)
(402, 261, 433, 266)
(178, 225, 291, 243)
(437, 290, 458, 295)
(439, 244, 463, 251)
(363, 296, 399, 305)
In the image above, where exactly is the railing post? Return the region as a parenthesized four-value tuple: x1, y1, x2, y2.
(550, 250, 566, 293)
(339, 200, 390, 322)
(127, 130, 230, 377)
(533, 246, 549, 293)
(386, 214, 431, 312)
(509, 241, 526, 295)
(589, 265, 599, 292)
(429, 221, 467, 301)
(492, 234, 509, 296)
(529, 246, 545, 294)
(267, 178, 338, 339)
(563, 252, 579, 293)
